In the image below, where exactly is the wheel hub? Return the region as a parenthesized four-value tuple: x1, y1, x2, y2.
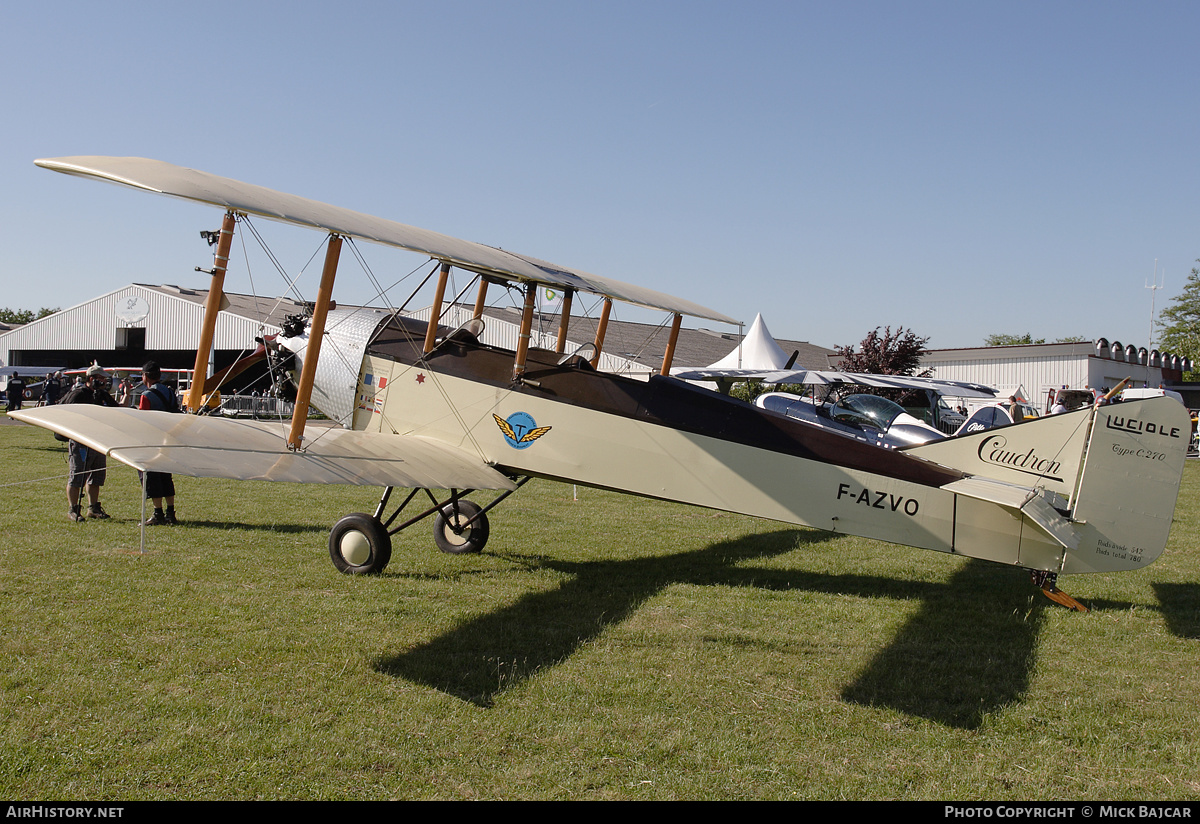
(339, 530, 371, 565)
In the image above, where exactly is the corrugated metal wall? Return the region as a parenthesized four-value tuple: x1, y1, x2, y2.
(0, 285, 279, 366)
(926, 347, 1169, 408)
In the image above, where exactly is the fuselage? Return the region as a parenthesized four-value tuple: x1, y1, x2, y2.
(286, 311, 1082, 572)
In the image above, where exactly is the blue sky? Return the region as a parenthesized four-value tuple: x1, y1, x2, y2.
(2, 1, 1197, 353)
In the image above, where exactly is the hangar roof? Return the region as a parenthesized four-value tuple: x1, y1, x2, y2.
(1, 283, 834, 372)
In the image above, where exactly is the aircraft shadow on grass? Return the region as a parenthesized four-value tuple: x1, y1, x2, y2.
(375, 530, 1050, 723)
(840, 561, 1046, 729)
(194, 520, 328, 535)
(1151, 583, 1200, 639)
(835, 576, 1200, 729)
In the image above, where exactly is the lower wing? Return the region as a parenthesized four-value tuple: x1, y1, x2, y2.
(11, 406, 515, 491)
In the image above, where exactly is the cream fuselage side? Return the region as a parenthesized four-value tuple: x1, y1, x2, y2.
(341, 323, 1079, 573)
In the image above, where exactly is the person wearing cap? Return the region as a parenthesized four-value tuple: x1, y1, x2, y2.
(59, 364, 118, 522)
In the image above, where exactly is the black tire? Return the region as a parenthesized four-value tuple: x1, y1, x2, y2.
(329, 513, 392, 574)
(432, 500, 489, 554)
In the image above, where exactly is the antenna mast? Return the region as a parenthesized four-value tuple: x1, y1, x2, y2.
(1146, 258, 1164, 350)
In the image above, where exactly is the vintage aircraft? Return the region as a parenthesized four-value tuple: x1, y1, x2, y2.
(754, 391, 951, 449)
(12, 156, 1192, 610)
(749, 386, 1065, 450)
(678, 367, 1054, 450)
(673, 365, 993, 433)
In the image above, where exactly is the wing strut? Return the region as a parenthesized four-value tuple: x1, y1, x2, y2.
(472, 276, 489, 320)
(423, 262, 451, 354)
(512, 282, 537, 382)
(659, 313, 683, 376)
(555, 288, 574, 354)
(589, 297, 612, 369)
(287, 234, 342, 450)
(187, 210, 236, 413)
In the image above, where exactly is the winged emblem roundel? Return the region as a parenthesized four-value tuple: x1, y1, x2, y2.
(493, 412, 552, 450)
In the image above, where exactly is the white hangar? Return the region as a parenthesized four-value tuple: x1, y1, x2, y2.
(0, 283, 305, 376)
(922, 339, 1194, 411)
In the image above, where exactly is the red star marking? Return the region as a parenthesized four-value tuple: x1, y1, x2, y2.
(415, 373, 426, 384)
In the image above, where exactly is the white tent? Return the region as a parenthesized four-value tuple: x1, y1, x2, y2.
(707, 313, 791, 370)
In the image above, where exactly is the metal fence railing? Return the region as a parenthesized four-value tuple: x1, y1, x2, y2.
(217, 394, 297, 418)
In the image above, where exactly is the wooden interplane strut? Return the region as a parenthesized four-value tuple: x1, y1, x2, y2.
(287, 234, 342, 450)
(660, 313, 683, 376)
(590, 298, 612, 369)
(187, 211, 237, 413)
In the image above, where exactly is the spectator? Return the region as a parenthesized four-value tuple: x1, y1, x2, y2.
(6, 372, 26, 412)
(134, 361, 180, 525)
(41, 371, 62, 406)
(60, 364, 118, 521)
(1008, 395, 1024, 423)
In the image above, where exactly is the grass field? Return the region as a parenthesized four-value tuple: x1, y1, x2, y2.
(1, 417, 1198, 800)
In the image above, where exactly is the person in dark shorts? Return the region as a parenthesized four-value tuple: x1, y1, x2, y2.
(6, 372, 26, 412)
(60, 364, 118, 521)
(134, 361, 180, 525)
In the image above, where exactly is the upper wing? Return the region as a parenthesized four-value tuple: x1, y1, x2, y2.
(673, 367, 997, 399)
(11, 406, 515, 491)
(34, 156, 737, 326)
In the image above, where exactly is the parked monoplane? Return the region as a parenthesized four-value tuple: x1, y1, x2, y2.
(754, 391, 946, 449)
(674, 365, 990, 434)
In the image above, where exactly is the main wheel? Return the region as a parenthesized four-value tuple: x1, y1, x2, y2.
(329, 513, 392, 574)
(432, 500, 490, 554)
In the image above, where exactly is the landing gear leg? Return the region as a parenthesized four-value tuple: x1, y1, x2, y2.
(1031, 570, 1088, 612)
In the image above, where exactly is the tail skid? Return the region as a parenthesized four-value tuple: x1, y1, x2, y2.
(1031, 570, 1089, 612)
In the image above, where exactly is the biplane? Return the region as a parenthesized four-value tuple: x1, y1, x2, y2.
(12, 157, 1192, 609)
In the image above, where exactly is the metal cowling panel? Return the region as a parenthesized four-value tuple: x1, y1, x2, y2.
(287, 307, 392, 428)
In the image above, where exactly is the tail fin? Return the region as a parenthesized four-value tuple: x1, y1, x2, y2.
(1063, 396, 1190, 572)
(907, 397, 1190, 573)
(952, 405, 1014, 437)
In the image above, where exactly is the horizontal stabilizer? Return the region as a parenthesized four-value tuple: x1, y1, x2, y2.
(11, 406, 515, 491)
(943, 476, 1078, 550)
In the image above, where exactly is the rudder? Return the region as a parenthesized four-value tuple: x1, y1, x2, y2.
(1063, 396, 1190, 573)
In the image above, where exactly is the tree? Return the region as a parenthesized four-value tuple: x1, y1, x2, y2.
(834, 326, 930, 376)
(984, 333, 1087, 346)
(0, 307, 58, 324)
(984, 333, 1045, 346)
(1156, 260, 1200, 379)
